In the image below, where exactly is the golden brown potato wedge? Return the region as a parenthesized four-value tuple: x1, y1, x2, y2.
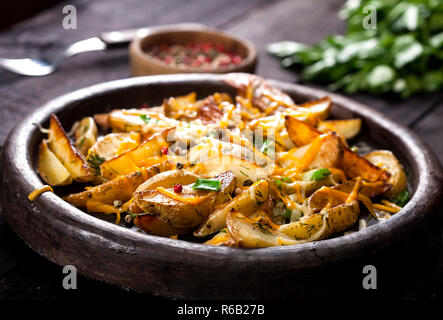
(332, 179, 392, 198)
(100, 133, 168, 180)
(64, 164, 168, 207)
(73, 117, 98, 156)
(47, 114, 93, 182)
(317, 118, 362, 140)
(163, 92, 197, 119)
(222, 73, 296, 112)
(194, 180, 268, 237)
(297, 97, 332, 122)
(364, 150, 407, 197)
(89, 132, 140, 161)
(279, 200, 360, 240)
(134, 214, 192, 237)
(38, 139, 72, 186)
(285, 115, 321, 147)
(226, 212, 310, 247)
(194, 154, 270, 185)
(279, 133, 342, 172)
(340, 147, 390, 182)
(134, 170, 237, 228)
(204, 229, 236, 246)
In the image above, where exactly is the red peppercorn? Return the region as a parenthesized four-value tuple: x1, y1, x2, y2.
(161, 146, 168, 155)
(173, 184, 183, 193)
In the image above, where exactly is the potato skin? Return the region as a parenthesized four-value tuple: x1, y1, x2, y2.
(194, 180, 269, 237)
(279, 200, 360, 240)
(48, 114, 93, 182)
(38, 139, 72, 186)
(134, 171, 237, 228)
(285, 115, 321, 147)
(364, 150, 407, 197)
(340, 147, 390, 182)
(64, 164, 166, 207)
(134, 214, 192, 236)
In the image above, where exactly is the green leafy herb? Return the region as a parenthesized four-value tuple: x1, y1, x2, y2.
(268, 0, 443, 98)
(86, 152, 105, 176)
(283, 209, 292, 220)
(260, 139, 275, 156)
(393, 189, 410, 207)
(311, 168, 331, 181)
(192, 179, 221, 192)
(139, 114, 151, 123)
(274, 178, 283, 190)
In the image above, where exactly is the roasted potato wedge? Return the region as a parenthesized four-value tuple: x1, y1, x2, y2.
(89, 132, 140, 161)
(64, 163, 168, 207)
(279, 133, 342, 171)
(279, 200, 360, 240)
(317, 118, 362, 140)
(332, 179, 392, 198)
(47, 114, 93, 182)
(297, 97, 331, 122)
(285, 115, 321, 147)
(227, 212, 304, 247)
(194, 154, 270, 185)
(38, 139, 72, 186)
(134, 214, 192, 236)
(134, 170, 237, 228)
(73, 117, 98, 156)
(204, 229, 235, 246)
(340, 147, 390, 182)
(222, 73, 296, 112)
(364, 150, 407, 197)
(163, 92, 197, 119)
(100, 133, 168, 180)
(194, 180, 268, 237)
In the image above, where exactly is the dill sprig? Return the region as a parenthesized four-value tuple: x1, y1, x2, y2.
(87, 152, 105, 176)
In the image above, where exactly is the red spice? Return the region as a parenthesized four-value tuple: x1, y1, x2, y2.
(173, 184, 183, 193)
(146, 42, 243, 70)
(161, 146, 169, 155)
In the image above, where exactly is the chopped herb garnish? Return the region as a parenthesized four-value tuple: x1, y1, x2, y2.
(252, 219, 273, 234)
(283, 208, 292, 220)
(274, 178, 283, 190)
(86, 152, 105, 176)
(128, 211, 151, 220)
(239, 170, 250, 177)
(281, 177, 292, 183)
(393, 189, 410, 207)
(139, 114, 151, 123)
(192, 179, 221, 192)
(311, 168, 331, 181)
(208, 130, 218, 138)
(260, 139, 275, 156)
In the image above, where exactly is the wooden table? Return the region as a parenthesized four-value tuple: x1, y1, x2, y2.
(0, 0, 441, 300)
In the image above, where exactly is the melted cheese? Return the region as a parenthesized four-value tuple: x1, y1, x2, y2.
(28, 185, 54, 201)
(155, 187, 207, 204)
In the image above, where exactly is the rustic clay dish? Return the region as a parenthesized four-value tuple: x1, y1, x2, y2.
(1, 74, 442, 299)
(129, 26, 257, 76)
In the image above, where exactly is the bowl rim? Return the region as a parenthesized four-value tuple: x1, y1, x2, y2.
(129, 26, 258, 73)
(3, 73, 443, 267)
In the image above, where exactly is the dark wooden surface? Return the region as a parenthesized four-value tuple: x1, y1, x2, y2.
(0, 0, 441, 300)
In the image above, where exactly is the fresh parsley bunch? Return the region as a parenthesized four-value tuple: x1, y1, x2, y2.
(268, 0, 443, 98)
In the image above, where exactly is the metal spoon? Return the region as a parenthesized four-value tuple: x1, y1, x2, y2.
(0, 23, 205, 76)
